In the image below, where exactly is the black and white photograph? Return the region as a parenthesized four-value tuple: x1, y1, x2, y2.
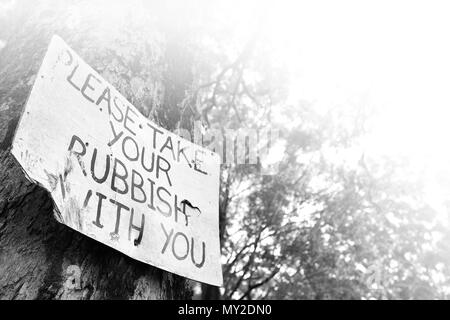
(1, 0, 450, 307)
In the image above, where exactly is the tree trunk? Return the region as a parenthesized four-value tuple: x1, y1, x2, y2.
(0, 1, 194, 299)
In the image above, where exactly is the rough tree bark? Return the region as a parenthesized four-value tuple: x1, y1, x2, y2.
(0, 1, 196, 299)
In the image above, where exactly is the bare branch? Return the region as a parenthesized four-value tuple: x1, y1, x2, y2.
(238, 267, 280, 300)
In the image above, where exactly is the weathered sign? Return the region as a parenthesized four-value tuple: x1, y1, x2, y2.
(11, 35, 223, 286)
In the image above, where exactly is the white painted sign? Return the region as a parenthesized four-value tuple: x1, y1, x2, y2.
(11, 35, 223, 286)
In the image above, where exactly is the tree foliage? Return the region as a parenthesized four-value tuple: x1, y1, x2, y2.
(1, 0, 449, 300)
(185, 2, 450, 300)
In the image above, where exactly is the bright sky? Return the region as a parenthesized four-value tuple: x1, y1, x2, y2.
(259, 1, 450, 148)
(248, 0, 450, 215)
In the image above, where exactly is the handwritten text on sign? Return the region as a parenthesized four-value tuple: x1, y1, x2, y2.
(11, 35, 223, 286)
